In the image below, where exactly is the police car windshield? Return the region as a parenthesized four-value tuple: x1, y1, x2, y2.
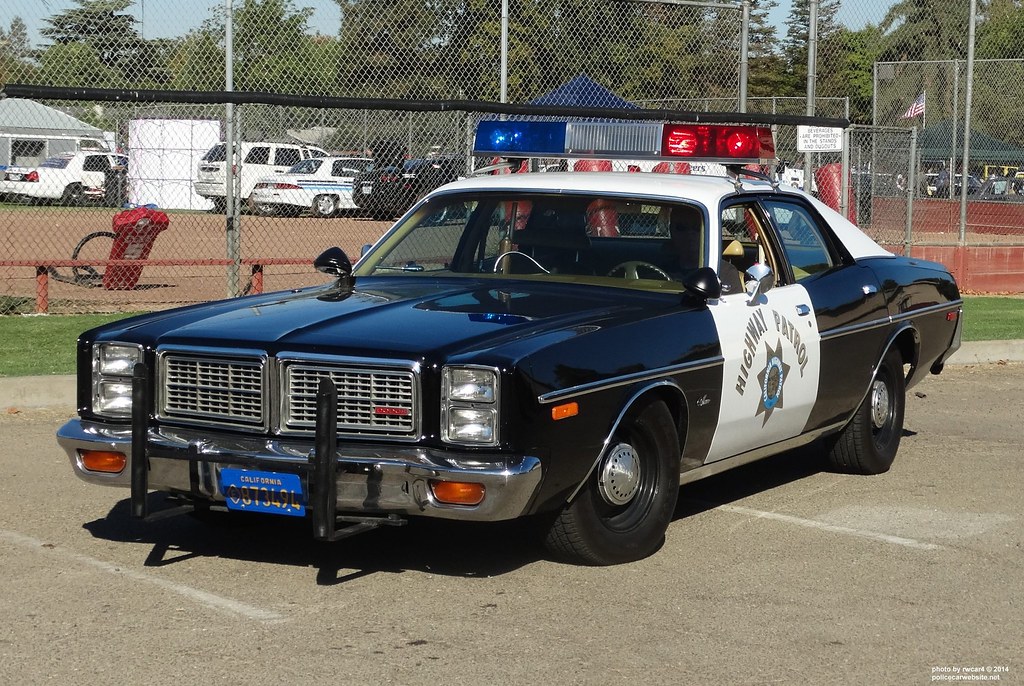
(357, 192, 708, 291)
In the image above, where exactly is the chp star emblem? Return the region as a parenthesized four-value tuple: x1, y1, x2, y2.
(755, 340, 791, 425)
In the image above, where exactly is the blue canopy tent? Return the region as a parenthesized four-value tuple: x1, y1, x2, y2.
(528, 74, 637, 109)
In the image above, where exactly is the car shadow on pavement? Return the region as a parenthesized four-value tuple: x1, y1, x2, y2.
(673, 441, 828, 520)
(82, 494, 544, 583)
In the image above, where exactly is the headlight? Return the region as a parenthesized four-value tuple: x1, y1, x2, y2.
(442, 366, 499, 446)
(92, 342, 143, 418)
(445, 367, 496, 402)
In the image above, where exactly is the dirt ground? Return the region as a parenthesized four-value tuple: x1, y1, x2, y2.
(0, 206, 393, 312)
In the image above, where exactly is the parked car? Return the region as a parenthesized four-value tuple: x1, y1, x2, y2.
(250, 156, 373, 217)
(57, 119, 962, 566)
(974, 176, 1024, 202)
(0, 151, 127, 205)
(352, 154, 465, 217)
(194, 141, 327, 213)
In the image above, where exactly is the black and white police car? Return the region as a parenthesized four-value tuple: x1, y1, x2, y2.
(57, 118, 962, 565)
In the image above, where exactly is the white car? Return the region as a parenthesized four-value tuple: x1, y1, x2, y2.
(250, 156, 373, 216)
(0, 151, 127, 205)
(193, 141, 327, 212)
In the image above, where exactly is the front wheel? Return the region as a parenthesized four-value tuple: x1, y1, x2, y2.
(826, 346, 906, 474)
(544, 400, 680, 565)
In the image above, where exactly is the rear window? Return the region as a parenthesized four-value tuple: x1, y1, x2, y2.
(41, 157, 71, 169)
(203, 144, 227, 162)
(274, 148, 301, 167)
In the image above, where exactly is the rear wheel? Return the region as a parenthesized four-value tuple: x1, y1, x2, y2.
(544, 400, 680, 565)
(313, 194, 338, 217)
(61, 183, 84, 206)
(826, 346, 906, 474)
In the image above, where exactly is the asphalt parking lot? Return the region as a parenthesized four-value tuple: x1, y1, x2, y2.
(1, 363, 1020, 685)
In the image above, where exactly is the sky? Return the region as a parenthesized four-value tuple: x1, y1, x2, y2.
(2, 0, 885, 46)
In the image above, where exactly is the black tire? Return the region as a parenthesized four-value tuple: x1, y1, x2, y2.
(71, 230, 116, 284)
(827, 346, 906, 474)
(61, 183, 84, 206)
(544, 400, 680, 565)
(211, 197, 227, 214)
(312, 194, 338, 217)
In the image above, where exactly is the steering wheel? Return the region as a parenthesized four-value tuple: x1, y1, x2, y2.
(607, 261, 671, 281)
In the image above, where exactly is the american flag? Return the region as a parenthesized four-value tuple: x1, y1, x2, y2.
(902, 92, 926, 119)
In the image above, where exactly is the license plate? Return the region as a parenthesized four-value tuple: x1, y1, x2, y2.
(8, 173, 22, 181)
(362, 183, 372, 194)
(220, 468, 305, 517)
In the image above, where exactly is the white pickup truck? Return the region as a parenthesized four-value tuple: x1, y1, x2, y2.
(0, 151, 127, 205)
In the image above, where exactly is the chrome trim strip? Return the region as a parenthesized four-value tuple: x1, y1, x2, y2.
(565, 380, 686, 504)
(818, 316, 891, 342)
(818, 299, 963, 342)
(537, 356, 722, 405)
(678, 422, 845, 485)
(890, 299, 963, 324)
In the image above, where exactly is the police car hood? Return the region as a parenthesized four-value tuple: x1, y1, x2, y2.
(108, 277, 686, 361)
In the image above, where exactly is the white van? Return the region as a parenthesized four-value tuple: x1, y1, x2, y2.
(194, 141, 327, 212)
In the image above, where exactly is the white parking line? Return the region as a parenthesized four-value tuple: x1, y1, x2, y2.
(704, 503, 945, 551)
(0, 529, 288, 622)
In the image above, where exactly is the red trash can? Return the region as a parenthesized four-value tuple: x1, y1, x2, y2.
(813, 163, 857, 224)
(103, 206, 170, 290)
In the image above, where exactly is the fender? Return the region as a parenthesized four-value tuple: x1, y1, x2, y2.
(838, 322, 916, 431)
(563, 379, 687, 505)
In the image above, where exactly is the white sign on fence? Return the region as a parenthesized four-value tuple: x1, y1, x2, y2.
(796, 126, 844, 153)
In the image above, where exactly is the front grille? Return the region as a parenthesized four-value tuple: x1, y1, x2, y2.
(160, 353, 266, 429)
(284, 363, 417, 438)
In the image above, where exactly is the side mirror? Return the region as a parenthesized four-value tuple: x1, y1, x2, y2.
(315, 247, 354, 287)
(744, 263, 775, 303)
(360, 243, 373, 257)
(682, 267, 722, 302)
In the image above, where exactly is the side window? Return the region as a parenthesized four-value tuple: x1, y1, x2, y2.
(82, 155, 108, 172)
(274, 147, 301, 167)
(719, 202, 780, 295)
(762, 199, 835, 281)
(244, 147, 270, 165)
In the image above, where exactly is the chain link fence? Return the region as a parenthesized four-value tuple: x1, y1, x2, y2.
(2, 0, 1024, 315)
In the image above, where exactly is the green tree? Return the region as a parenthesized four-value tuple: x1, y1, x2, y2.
(0, 17, 38, 84)
(40, 0, 169, 84)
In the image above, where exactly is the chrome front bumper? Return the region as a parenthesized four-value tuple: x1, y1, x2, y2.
(57, 419, 542, 522)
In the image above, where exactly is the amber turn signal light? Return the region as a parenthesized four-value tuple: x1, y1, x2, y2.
(551, 402, 579, 421)
(80, 450, 127, 474)
(430, 480, 485, 506)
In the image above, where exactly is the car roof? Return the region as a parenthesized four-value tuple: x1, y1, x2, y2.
(428, 171, 892, 260)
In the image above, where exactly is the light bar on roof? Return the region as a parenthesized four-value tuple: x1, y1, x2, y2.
(474, 120, 775, 164)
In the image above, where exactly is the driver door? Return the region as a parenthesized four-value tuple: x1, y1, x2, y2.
(705, 201, 821, 463)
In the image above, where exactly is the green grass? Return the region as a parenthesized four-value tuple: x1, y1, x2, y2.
(961, 296, 1024, 342)
(0, 296, 1020, 377)
(0, 312, 138, 377)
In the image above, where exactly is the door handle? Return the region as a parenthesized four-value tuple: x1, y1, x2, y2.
(795, 304, 811, 316)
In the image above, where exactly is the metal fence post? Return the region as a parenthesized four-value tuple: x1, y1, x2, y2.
(224, 0, 241, 298)
(906, 127, 917, 255)
(959, 0, 978, 246)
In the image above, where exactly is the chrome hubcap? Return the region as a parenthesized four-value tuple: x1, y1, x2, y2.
(598, 442, 641, 506)
(870, 379, 890, 429)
